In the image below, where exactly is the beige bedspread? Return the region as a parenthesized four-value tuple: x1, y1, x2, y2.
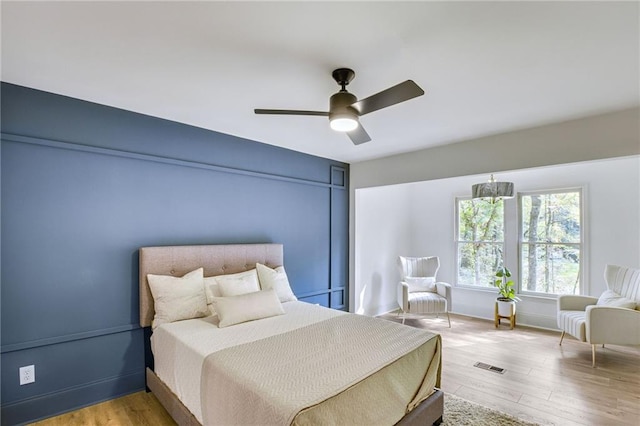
(200, 314, 441, 426)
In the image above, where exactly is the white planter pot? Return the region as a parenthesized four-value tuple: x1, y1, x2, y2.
(497, 299, 516, 317)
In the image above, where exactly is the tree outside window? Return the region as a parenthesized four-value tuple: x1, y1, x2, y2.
(456, 198, 505, 287)
(456, 188, 583, 296)
(520, 190, 582, 295)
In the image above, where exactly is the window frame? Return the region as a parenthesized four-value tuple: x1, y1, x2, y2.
(454, 196, 507, 290)
(517, 187, 586, 297)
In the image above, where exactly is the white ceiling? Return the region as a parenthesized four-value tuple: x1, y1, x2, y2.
(2, 1, 638, 163)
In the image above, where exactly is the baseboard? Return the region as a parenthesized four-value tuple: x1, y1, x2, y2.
(0, 369, 145, 426)
(374, 307, 560, 332)
(514, 312, 559, 330)
(363, 302, 399, 317)
(449, 310, 560, 332)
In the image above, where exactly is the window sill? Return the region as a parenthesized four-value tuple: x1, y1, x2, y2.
(453, 285, 497, 294)
(518, 293, 558, 302)
(453, 286, 559, 302)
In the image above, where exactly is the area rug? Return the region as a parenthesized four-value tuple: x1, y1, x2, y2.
(442, 393, 539, 426)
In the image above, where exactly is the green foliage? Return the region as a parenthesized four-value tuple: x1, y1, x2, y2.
(521, 192, 580, 243)
(521, 191, 581, 294)
(458, 198, 504, 242)
(457, 190, 581, 295)
(493, 266, 521, 302)
(457, 199, 505, 287)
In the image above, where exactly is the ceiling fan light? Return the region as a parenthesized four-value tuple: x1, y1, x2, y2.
(330, 116, 358, 132)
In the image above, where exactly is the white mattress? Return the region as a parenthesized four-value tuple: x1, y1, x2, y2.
(151, 301, 346, 423)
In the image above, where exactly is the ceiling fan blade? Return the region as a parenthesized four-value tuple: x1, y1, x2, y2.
(347, 124, 371, 145)
(352, 80, 424, 116)
(254, 109, 329, 117)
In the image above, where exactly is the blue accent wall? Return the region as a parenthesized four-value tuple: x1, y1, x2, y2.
(0, 82, 349, 425)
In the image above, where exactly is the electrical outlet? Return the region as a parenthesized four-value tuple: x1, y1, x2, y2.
(19, 365, 35, 385)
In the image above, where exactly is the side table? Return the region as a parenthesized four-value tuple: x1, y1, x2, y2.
(494, 301, 516, 329)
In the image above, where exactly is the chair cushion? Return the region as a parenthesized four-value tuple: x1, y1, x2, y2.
(405, 276, 436, 293)
(557, 310, 587, 342)
(408, 291, 447, 314)
(597, 289, 637, 310)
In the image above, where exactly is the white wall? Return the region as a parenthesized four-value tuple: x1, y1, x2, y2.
(349, 108, 640, 321)
(354, 183, 414, 315)
(354, 156, 640, 328)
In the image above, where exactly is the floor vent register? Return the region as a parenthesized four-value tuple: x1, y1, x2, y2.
(473, 362, 505, 374)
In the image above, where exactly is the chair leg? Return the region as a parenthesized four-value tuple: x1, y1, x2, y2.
(446, 312, 451, 328)
(402, 311, 406, 325)
(592, 344, 596, 368)
(559, 331, 565, 345)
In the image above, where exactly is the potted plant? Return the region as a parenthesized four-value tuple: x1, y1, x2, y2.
(494, 266, 521, 317)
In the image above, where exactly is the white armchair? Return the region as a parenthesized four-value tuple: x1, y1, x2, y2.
(397, 256, 452, 327)
(558, 264, 640, 367)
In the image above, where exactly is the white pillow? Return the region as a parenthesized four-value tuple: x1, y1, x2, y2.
(212, 289, 285, 328)
(147, 268, 208, 329)
(204, 269, 260, 314)
(204, 276, 222, 316)
(217, 272, 260, 297)
(597, 289, 637, 309)
(256, 263, 297, 302)
(405, 276, 436, 293)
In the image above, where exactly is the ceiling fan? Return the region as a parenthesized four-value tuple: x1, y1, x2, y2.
(254, 68, 425, 145)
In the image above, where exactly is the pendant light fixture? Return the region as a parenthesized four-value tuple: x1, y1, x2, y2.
(472, 174, 514, 203)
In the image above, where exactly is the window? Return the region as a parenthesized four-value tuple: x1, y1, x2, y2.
(519, 189, 582, 295)
(455, 187, 584, 296)
(456, 198, 505, 288)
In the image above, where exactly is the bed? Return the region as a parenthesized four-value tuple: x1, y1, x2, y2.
(139, 243, 444, 425)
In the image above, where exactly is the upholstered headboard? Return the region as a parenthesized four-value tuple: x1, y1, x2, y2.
(139, 243, 284, 327)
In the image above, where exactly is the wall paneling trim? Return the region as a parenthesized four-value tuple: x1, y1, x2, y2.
(0, 82, 349, 424)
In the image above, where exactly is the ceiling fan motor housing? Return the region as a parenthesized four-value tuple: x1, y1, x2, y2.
(329, 91, 358, 122)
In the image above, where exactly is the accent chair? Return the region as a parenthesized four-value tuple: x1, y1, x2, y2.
(557, 264, 640, 367)
(397, 256, 452, 327)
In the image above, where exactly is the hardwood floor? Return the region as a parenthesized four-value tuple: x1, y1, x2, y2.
(400, 313, 640, 426)
(30, 391, 176, 426)
(31, 314, 639, 426)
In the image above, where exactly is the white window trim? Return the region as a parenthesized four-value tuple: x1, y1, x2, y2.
(453, 186, 588, 298)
